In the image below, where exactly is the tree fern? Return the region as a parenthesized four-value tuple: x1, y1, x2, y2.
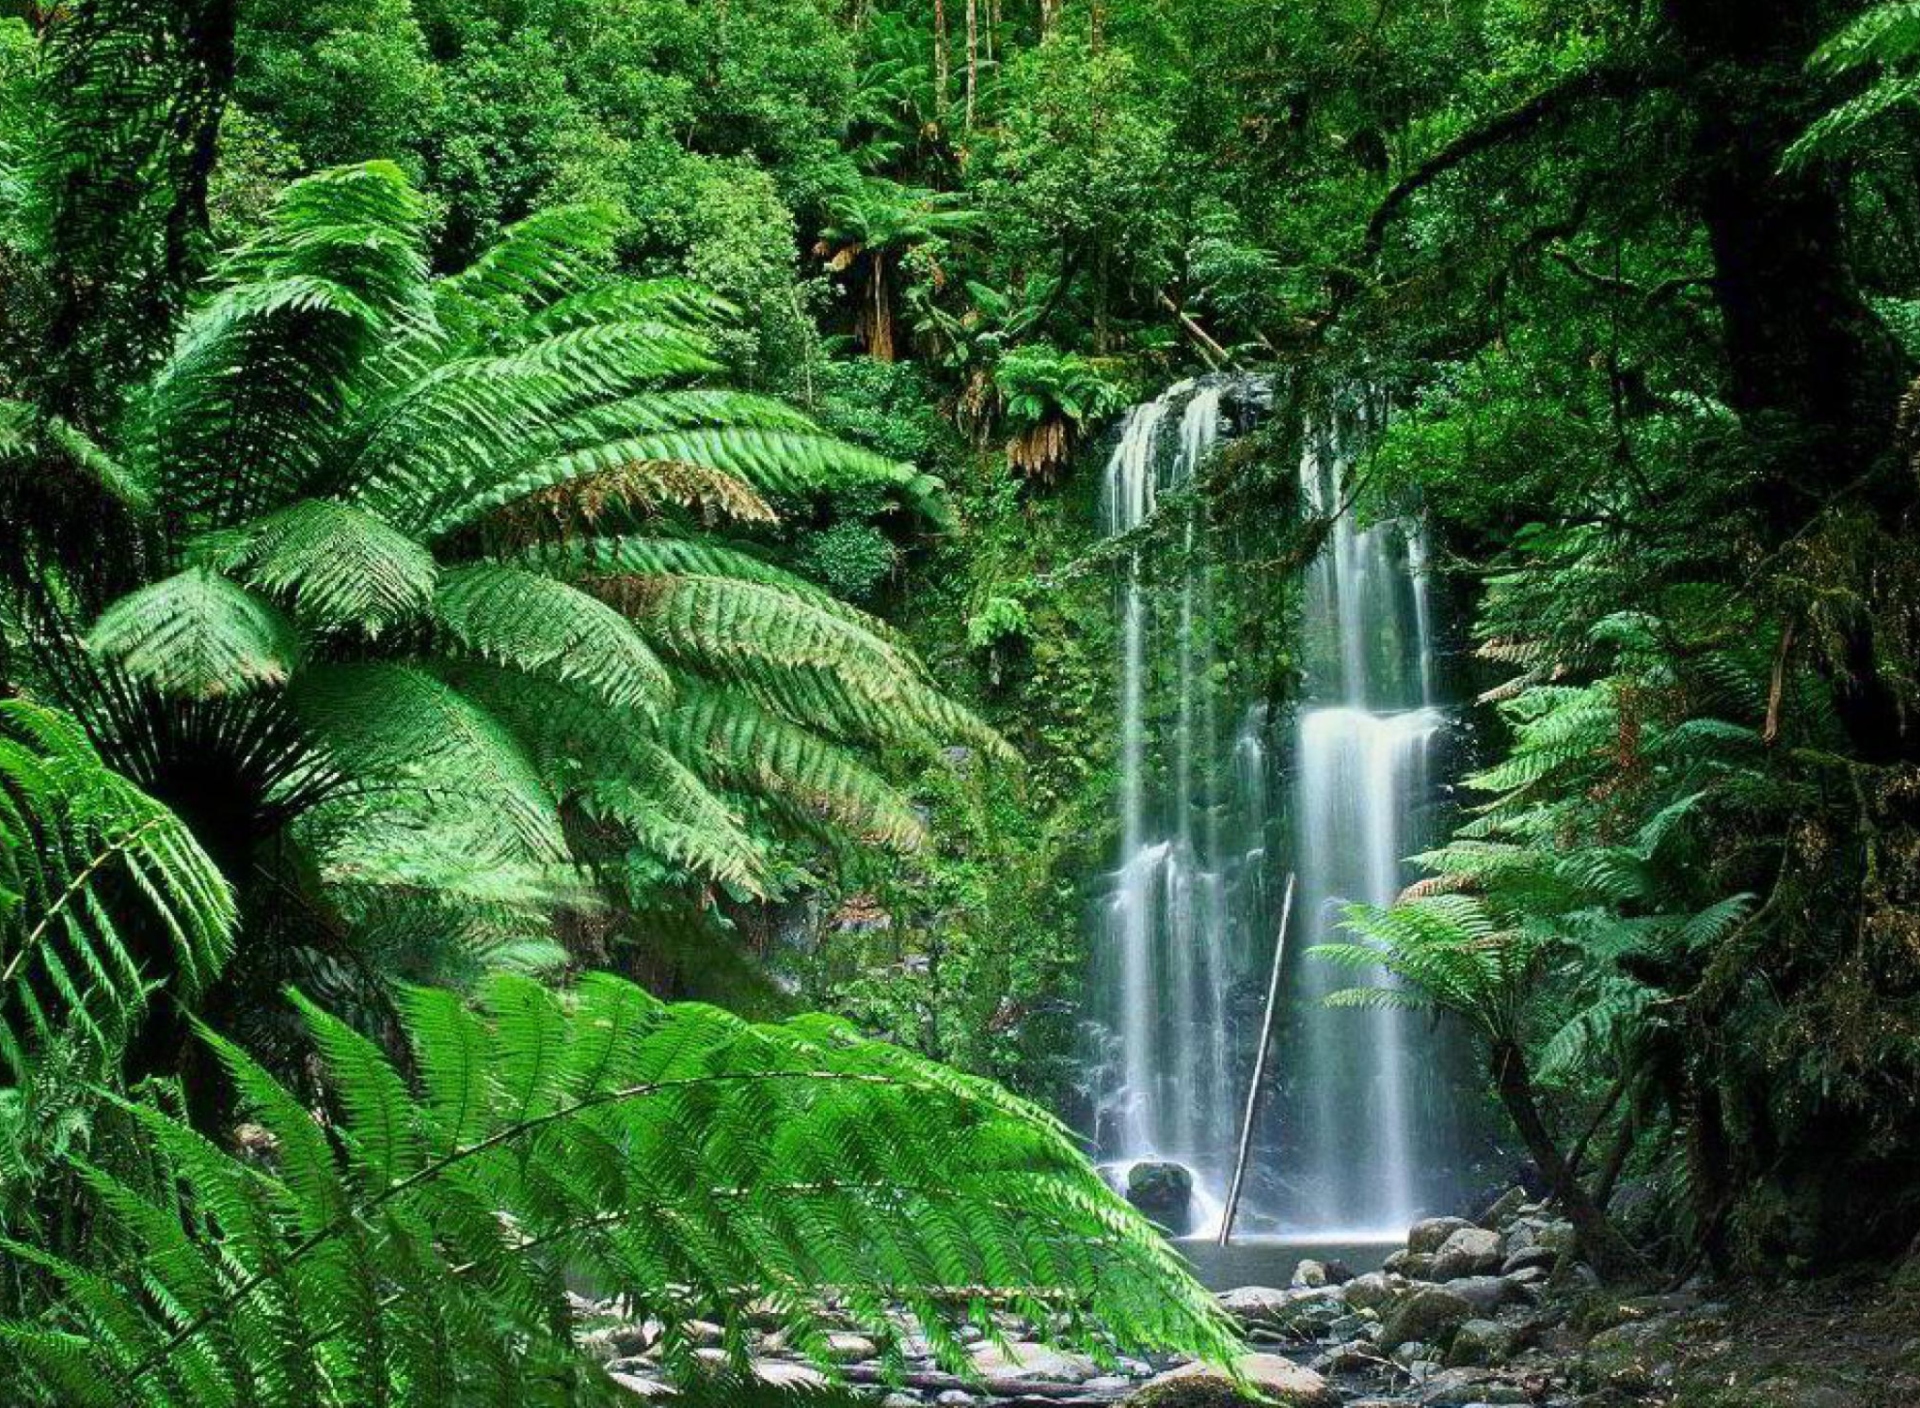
(430, 564, 672, 717)
(1790, 2, 1920, 166)
(1, 974, 1241, 1407)
(64, 160, 1001, 1008)
(197, 500, 438, 635)
(0, 700, 234, 1085)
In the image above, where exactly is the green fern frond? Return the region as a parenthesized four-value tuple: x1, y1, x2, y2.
(88, 569, 300, 698)
(431, 564, 672, 716)
(435, 203, 622, 329)
(3, 975, 1242, 1406)
(444, 668, 763, 891)
(609, 573, 1011, 761)
(0, 700, 235, 1087)
(289, 664, 567, 869)
(196, 499, 437, 633)
(666, 685, 928, 851)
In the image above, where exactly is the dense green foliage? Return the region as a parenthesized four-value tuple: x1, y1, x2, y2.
(6, 0, 1920, 1393)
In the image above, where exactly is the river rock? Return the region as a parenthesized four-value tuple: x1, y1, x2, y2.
(1340, 1271, 1403, 1313)
(1431, 1227, 1503, 1280)
(970, 1340, 1099, 1384)
(1441, 1275, 1524, 1313)
(1446, 1317, 1518, 1367)
(1535, 1218, 1577, 1254)
(1409, 1216, 1476, 1254)
(1216, 1286, 1294, 1323)
(1126, 1161, 1196, 1234)
(1501, 1244, 1559, 1276)
(1577, 1317, 1681, 1395)
(1478, 1185, 1529, 1229)
(1384, 1249, 1438, 1280)
(1413, 1367, 1502, 1406)
(1124, 1353, 1335, 1407)
(1291, 1258, 1332, 1288)
(1380, 1286, 1475, 1351)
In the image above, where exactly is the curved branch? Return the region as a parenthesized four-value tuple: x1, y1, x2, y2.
(1364, 64, 1660, 260)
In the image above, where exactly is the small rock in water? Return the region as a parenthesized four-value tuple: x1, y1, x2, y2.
(1125, 1161, 1197, 1235)
(1218, 1284, 1284, 1313)
(969, 1340, 1098, 1384)
(1125, 1352, 1334, 1407)
(1291, 1258, 1331, 1288)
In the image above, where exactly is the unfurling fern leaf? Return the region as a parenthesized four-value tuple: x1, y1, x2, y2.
(1, 975, 1242, 1407)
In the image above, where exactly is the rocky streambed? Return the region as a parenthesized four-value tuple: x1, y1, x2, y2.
(581, 1193, 1920, 1407)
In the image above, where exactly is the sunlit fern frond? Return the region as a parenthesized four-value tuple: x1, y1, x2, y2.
(603, 573, 1012, 761)
(430, 564, 673, 717)
(0, 974, 1242, 1407)
(434, 203, 623, 333)
(194, 499, 438, 634)
(449, 668, 765, 893)
(87, 569, 300, 698)
(288, 664, 567, 871)
(665, 684, 928, 851)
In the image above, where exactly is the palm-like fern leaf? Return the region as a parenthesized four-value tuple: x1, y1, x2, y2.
(288, 664, 566, 871)
(88, 569, 300, 698)
(666, 686, 928, 850)
(0, 974, 1241, 1407)
(196, 499, 438, 634)
(430, 564, 672, 716)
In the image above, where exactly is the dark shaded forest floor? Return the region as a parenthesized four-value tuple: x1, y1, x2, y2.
(1555, 1269, 1920, 1407)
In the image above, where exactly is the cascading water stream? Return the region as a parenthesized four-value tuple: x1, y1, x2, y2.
(1090, 377, 1461, 1239)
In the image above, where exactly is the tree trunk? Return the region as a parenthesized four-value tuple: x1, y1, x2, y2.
(965, 0, 978, 132)
(933, 0, 949, 125)
(1661, 0, 1915, 761)
(1491, 1040, 1650, 1282)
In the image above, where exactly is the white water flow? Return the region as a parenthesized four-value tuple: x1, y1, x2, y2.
(1092, 379, 1454, 1239)
(1097, 382, 1248, 1223)
(1282, 402, 1444, 1236)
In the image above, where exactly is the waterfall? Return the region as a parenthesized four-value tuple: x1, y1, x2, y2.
(1280, 404, 1446, 1235)
(1095, 381, 1247, 1219)
(1090, 377, 1459, 1239)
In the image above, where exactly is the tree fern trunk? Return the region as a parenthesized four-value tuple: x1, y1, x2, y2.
(1491, 1039, 1649, 1282)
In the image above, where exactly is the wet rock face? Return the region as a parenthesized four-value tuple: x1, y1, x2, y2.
(1125, 1160, 1197, 1234)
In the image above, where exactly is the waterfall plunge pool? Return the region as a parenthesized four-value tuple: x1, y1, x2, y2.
(1175, 1234, 1398, 1292)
